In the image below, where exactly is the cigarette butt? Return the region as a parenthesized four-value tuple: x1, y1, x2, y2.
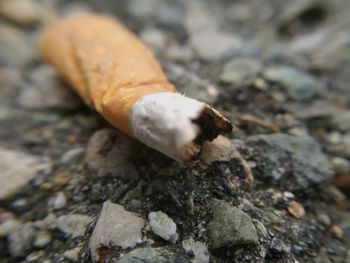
(39, 14, 232, 163)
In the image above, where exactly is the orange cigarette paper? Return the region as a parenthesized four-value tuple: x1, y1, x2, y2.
(39, 14, 176, 136)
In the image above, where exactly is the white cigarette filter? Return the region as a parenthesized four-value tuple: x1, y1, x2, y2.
(39, 14, 232, 163)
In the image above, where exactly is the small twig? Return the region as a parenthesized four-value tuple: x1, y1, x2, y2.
(223, 111, 280, 133)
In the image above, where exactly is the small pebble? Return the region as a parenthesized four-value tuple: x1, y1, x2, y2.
(63, 246, 82, 261)
(127, 0, 157, 19)
(167, 45, 193, 62)
(60, 147, 84, 163)
(287, 201, 305, 219)
(330, 225, 343, 239)
(283, 191, 295, 200)
(51, 192, 67, 210)
(0, 0, 43, 26)
(331, 157, 350, 174)
(25, 250, 45, 262)
(140, 28, 167, 52)
(56, 214, 92, 238)
(156, 1, 184, 28)
(317, 213, 331, 227)
(182, 237, 210, 263)
(53, 172, 72, 186)
(34, 231, 52, 248)
(149, 211, 178, 243)
(200, 136, 237, 165)
(220, 58, 262, 85)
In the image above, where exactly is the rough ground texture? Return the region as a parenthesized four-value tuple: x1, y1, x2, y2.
(0, 0, 350, 262)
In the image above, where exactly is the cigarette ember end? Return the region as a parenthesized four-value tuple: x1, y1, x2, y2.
(130, 92, 232, 164)
(193, 104, 233, 144)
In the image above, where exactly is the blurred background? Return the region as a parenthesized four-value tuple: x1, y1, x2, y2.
(0, 0, 350, 262)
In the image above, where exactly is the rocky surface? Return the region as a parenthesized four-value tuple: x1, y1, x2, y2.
(0, 0, 350, 262)
(247, 133, 334, 189)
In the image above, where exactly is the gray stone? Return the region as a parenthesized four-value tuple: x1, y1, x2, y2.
(292, 100, 340, 126)
(220, 58, 263, 84)
(61, 2, 93, 17)
(90, 201, 145, 262)
(16, 66, 82, 111)
(166, 45, 194, 62)
(140, 28, 167, 52)
(0, 24, 35, 66)
(190, 30, 243, 61)
(269, 238, 289, 255)
(263, 66, 323, 101)
(34, 213, 57, 230)
(208, 199, 258, 249)
(247, 133, 334, 189)
(184, 0, 245, 60)
(148, 211, 178, 243)
(126, 0, 157, 19)
(182, 237, 210, 263)
(0, 147, 45, 200)
(8, 222, 36, 257)
(156, 1, 185, 28)
(85, 129, 140, 179)
(117, 247, 190, 263)
(56, 214, 92, 238)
